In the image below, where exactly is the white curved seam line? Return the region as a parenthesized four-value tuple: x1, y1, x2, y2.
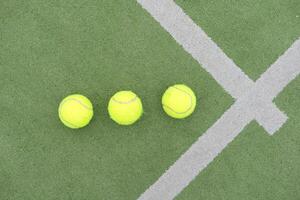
(60, 117, 80, 129)
(61, 98, 93, 111)
(163, 86, 194, 114)
(112, 96, 138, 104)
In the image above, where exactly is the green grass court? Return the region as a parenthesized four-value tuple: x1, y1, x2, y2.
(0, 0, 299, 199)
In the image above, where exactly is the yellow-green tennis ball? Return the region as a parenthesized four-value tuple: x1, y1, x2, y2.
(162, 84, 197, 119)
(58, 94, 94, 129)
(108, 91, 143, 125)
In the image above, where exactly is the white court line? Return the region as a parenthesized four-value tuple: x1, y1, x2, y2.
(137, 0, 300, 199)
(138, 100, 252, 200)
(138, 40, 300, 200)
(137, 0, 288, 135)
(137, 0, 253, 99)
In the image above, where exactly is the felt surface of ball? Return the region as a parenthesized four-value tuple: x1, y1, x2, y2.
(162, 84, 197, 119)
(58, 94, 94, 129)
(108, 91, 143, 125)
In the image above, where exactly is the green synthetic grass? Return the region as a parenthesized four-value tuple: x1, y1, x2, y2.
(175, 0, 300, 199)
(176, 0, 300, 80)
(0, 0, 299, 199)
(176, 79, 300, 200)
(0, 0, 232, 199)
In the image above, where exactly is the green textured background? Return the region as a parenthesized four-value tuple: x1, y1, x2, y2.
(0, 0, 299, 199)
(175, 0, 300, 199)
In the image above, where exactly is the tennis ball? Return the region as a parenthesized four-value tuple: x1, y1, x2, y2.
(108, 91, 143, 125)
(58, 94, 94, 129)
(162, 84, 197, 119)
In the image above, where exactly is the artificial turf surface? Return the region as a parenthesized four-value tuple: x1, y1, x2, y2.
(0, 0, 299, 199)
(175, 0, 300, 199)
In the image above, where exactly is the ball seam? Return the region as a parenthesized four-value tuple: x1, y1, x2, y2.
(59, 97, 93, 128)
(112, 96, 138, 104)
(60, 117, 80, 129)
(61, 98, 93, 111)
(162, 86, 194, 114)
